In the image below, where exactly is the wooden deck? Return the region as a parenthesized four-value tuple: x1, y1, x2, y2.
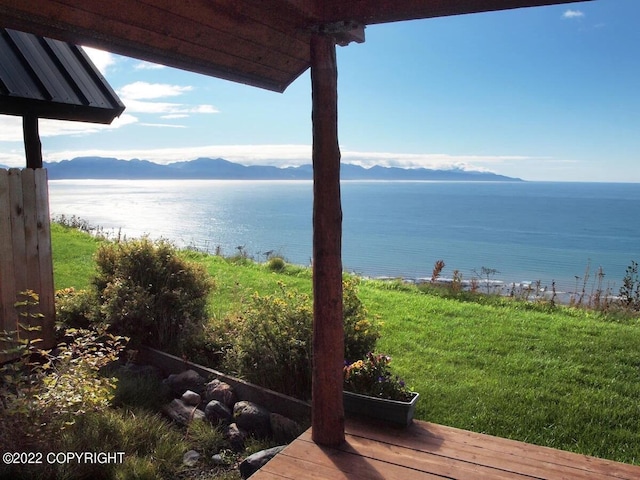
(251, 417, 640, 479)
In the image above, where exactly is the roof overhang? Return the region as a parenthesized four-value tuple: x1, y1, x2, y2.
(0, 28, 124, 123)
(0, 1, 589, 93)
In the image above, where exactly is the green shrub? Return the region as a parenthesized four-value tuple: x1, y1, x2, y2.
(343, 277, 380, 361)
(224, 281, 312, 398)
(55, 287, 100, 329)
(93, 237, 214, 351)
(224, 278, 379, 399)
(266, 256, 286, 272)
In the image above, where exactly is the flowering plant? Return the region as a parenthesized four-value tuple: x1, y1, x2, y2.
(343, 352, 413, 402)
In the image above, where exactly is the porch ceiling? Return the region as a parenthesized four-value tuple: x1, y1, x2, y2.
(0, 0, 587, 93)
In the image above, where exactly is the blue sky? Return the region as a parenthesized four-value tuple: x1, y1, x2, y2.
(1, 0, 638, 182)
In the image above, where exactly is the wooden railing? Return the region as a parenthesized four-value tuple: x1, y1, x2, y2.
(0, 168, 55, 362)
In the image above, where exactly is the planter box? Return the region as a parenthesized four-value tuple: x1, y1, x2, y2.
(343, 391, 419, 427)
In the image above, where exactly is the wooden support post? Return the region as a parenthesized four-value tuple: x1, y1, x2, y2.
(23, 115, 43, 169)
(310, 32, 345, 446)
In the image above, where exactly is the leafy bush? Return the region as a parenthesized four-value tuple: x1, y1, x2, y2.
(342, 277, 380, 361)
(0, 326, 126, 456)
(93, 237, 214, 350)
(224, 278, 379, 399)
(224, 281, 312, 398)
(55, 287, 100, 329)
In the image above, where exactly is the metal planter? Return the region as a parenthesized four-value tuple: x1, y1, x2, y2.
(343, 391, 419, 427)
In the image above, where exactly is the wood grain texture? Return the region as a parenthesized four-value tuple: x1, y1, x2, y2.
(252, 417, 640, 479)
(0, 168, 56, 360)
(310, 32, 344, 447)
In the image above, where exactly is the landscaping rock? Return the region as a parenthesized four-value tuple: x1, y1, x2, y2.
(164, 369, 205, 397)
(182, 389, 202, 406)
(203, 379, 221, 401)
(162, 398, 205, 426)
(234, 401, 271, 438)
(239, 445, 286, 479)
(205, 381, 237, 408)
(270, 413, 303, 444)
(204, 400, 233, 424)
(157, 367, 305, 470)
(225, 423, 247, 451)
(183, 450, 200, 467)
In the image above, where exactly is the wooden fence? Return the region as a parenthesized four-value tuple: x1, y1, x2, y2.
(0, 168, 55, 362)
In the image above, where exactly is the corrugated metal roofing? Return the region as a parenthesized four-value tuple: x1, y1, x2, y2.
(0, 28, 124, 123)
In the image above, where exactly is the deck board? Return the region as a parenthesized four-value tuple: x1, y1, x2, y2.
(251, 417, 640, 480)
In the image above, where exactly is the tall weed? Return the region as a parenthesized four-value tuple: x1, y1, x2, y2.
(619, 260, 640, 311)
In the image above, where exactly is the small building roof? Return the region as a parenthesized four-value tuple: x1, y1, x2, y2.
(0, 28, 124, 124)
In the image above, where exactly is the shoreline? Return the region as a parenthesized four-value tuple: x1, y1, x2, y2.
(367, 274, 622, 306)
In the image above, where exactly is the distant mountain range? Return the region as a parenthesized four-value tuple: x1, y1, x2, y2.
(35, 157, 522, 181)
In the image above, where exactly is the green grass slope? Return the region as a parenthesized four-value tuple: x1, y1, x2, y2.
(51, 225, 640, 464)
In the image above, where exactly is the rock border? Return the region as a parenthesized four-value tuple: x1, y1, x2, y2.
(137, 347, 311, 425)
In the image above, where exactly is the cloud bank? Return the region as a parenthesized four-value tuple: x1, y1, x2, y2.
(23, 143, 542, 175)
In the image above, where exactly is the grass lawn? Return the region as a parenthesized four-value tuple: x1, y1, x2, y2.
(358, 284, 640, 462)
(51, 225, 640, 465)
(50, 223, 104, 290)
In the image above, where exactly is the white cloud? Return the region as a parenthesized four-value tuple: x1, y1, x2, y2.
(39, 114, 138, 137)
(563, 10, 585, 19)
(0, 116, 23, 142)
(0, 113, 138, 144)
(191, 105, 219, 114)
(120, 99, 219, 115)
(340, 151, 533, 170)
(118, 82, 192, 100)
(109, 114, 139, 129)
(82, 47, 117, 74)
(116, 82, 218, 115)
(134, 60, 166, 70)
(0, 149, 27, 168)
(139, 123, 187, 129)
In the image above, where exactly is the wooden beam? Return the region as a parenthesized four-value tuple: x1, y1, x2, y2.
(0, 0, 313, 92)
(22, 115, 42, 169)
(310, 32, 344, 447)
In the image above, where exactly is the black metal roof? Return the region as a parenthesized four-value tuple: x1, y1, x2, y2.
(0, 28, 124, 123)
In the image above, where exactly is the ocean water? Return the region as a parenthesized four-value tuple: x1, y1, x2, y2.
(47, 180, 640, 294)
